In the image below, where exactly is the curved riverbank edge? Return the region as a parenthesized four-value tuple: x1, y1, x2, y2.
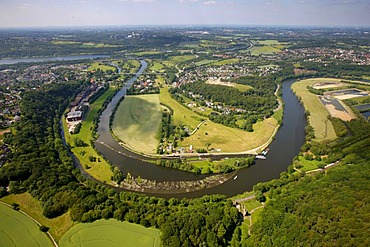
(71, 60, 305, 198)
(103, 121, 279, 160)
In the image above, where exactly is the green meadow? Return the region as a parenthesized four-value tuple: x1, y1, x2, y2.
(0, 203, 53, 247)
(60, 219, 160, 247)
(63, 87, 116, 182)
(112, 94, 162, 154)
(291, 78, 338, 140)
(1, 192, 73, 241)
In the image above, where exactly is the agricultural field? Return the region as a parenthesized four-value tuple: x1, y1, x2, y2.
(250, 46, 282, 56)
(1, 193, 73, 241)
(162, 55, 196, 67)
(112, 94, 162, 154)
(63, 87, 116, 182)
(194, 59, 215, 66)
(291, 78, 337, 141)
(88, 62, 116, 72)
(257, 40, 288, 46)
(0, 203, 54, 247)
(59, 219, 160, 247)
(249, 39, 289, 56)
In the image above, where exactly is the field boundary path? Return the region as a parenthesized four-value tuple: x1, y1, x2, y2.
(248, 205, 265, 235)
(0, 201, 59, 247)
(189, 120, 207, 135)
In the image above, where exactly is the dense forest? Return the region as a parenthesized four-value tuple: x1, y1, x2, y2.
(0, 83, 240, 246)
(246, 118, 370, 246)
(171, 76, 277, 130)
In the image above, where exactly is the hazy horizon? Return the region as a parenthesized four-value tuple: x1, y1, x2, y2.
(1, 0, 370, 28)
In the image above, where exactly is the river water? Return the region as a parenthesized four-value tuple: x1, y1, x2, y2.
(0, 54, 109, 65)
(94, 60, 306, 198)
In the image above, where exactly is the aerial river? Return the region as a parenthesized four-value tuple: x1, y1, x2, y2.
(94, 60, 306, 199)
(0, 54, 109, 65)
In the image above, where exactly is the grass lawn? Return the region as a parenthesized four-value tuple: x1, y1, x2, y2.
(88, 62, 116, 72)
(0, 203, 54, 247)
(347, 95, 370, 104)
(160, 87, 205, 130)
(149, 60, 164, 72)
(1, 193, 73, 241)
(296, 156, 321, 171)
(64, 87, 116, 183)
(291, 78, 337, 141)
(159, 87, 279, 153)
(251, 207, 264, 225)
(59, 219, 160, 247)
(188, 159, 213, 173)
(233, 83, 253, 92)
(180, 117, 278, 153)
(162, 55, 196, 67)
(242, 200, 263, 213)
(257, 40, 288, 46)
(180, 95, 214, 116)
(112, 94, 162, 154)
(272, 108, 283, 123)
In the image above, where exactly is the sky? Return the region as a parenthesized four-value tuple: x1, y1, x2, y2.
(0, 0, 370, 28)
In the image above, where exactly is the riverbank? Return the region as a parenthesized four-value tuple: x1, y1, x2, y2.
(93, 78, 306, 198)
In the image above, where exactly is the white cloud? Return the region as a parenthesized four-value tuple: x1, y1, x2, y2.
(132, 0, 156, 2)
(203, 0, 216, 5)
(17, 3, 31, 9)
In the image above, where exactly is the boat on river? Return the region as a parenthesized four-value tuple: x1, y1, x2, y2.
(255, 155, 267, 160)
(261, 148, 270, 156)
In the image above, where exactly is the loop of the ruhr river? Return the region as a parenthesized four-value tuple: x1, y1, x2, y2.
(92, 60, 306, 199)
